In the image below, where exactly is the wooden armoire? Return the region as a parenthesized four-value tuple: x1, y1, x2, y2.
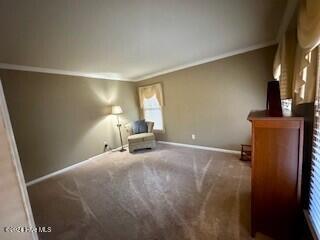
(248, 110, 304, 239)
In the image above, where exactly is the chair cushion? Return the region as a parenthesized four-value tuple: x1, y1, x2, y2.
(128, 133, 155, 143)
(132, 120, 148, 134)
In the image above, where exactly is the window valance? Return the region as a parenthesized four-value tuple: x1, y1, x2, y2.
(273, 0, 320, 105)
(138, 83, 164, 108)
(292, 0, 320, 104)
(298, 0, 320, 50)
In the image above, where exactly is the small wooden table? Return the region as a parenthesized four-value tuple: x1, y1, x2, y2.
(240, 144, 251, 161)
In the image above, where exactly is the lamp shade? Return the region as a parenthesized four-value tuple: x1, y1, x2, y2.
(111, 105, 123, 115)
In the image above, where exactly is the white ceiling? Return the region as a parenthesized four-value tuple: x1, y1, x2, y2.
(0, 0, 288, 81)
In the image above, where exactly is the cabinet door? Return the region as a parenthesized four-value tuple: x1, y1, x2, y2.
(252, 120, 301, 239)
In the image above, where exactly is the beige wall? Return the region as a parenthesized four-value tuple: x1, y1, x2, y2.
(0, 70, 139, 181)
(0, 82, 35, 240)
(0, 46, 275, 181)
(137, 46, 276, 150)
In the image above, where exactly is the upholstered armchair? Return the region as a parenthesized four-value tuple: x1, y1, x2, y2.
(125, 121, 156, 153)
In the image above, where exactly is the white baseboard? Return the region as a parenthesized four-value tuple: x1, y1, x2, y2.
(26, 145, 128, 187)
(157, 141, 241, 155)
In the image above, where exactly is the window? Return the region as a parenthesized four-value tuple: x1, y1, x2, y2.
(308, 48, 320, 237)
(308, 98, 320, 237)
(138, 83, 164, 131)
(143, 95, 163, 131)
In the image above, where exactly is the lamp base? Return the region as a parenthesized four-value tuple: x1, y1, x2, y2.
(119, 148, 126, 152)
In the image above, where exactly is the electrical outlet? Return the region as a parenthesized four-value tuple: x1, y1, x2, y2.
(192, 134, 196, 140)
(103, 142, 108, 152)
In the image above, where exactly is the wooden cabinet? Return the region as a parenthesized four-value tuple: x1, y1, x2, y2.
(248, 111, 304, 239)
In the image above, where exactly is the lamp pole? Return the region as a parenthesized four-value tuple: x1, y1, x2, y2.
(111, 106, 126, 152)
(117, 115, 126, 152)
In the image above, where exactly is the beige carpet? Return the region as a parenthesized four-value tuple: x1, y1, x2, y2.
(28, 143, 253, 240)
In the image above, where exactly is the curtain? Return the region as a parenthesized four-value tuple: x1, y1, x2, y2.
(273, 37, 286, 85)
(293, 0, 320, 104)
(274, 0, 320, 105)
(273, 30, 297, 99)
(298, 0, 320, 50)
(293, 46, 318, 104)
(138, 83, 163, 108)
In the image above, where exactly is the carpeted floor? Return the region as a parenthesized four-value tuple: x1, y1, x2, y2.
(28, 143, 254, 240)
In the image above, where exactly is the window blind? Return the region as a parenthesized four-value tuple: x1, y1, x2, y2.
(309, 110, 320, 237)
(308, 48, 320, 237)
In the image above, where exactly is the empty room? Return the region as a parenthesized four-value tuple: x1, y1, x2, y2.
(1, 0, 320, 239)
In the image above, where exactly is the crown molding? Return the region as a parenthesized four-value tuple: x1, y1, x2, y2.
(133, 41, 276, 81)
(276, 0, 299, 42)
(0, 41, 276, 82)
(0, 63, 132, 81)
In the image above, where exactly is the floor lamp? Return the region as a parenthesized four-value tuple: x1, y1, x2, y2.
(112, 106, 126, 152)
